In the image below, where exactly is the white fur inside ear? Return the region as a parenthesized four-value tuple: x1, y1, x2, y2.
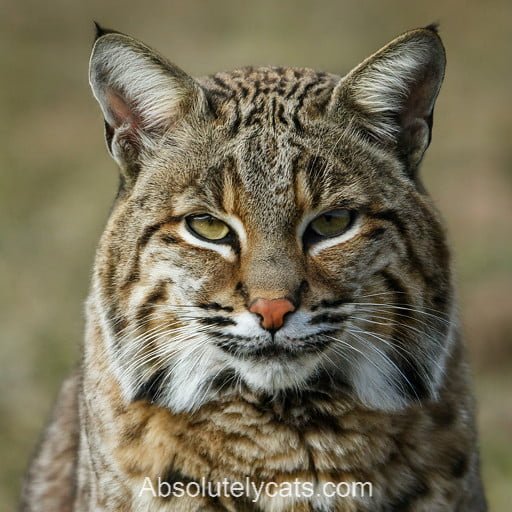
(350, 42, 432, 140)
(89, 37, 189, 131)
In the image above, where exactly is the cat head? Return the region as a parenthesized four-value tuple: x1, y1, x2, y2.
(89, 25, 452, 413)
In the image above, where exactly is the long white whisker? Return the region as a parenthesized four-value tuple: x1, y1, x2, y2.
(345, 329, 419, 401)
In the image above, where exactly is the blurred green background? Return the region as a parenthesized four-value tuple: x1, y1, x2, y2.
(1, 0, 511, 510)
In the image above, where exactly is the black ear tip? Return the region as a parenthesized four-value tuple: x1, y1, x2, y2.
(93, 21, 106, 40)
(424, 22, 440, 34)
(93, 21, 121, 41)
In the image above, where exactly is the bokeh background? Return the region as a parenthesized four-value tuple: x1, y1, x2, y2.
(1, 0, 511, 509)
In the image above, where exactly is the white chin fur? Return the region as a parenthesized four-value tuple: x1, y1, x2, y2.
(124, 336, 423, 414)
(157, 345, 323, 414)
(231, 355, 321, 394)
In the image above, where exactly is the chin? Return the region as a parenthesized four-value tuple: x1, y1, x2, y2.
(230, 352, 324, 395)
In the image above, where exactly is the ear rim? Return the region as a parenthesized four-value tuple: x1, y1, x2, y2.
(329, 25, 446, 144)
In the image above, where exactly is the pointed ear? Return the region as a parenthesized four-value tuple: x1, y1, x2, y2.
(329, 26, 446, 173)
(89, 29, 207, 183)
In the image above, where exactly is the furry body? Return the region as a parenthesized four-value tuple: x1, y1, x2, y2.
(21, 26, 486, 511)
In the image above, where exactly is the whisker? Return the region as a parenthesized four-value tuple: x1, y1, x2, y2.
(349, 326, 438, 390)
(351, 313, 446, 349)
(346, 329, 420, 401)
(352, 302, 451, 321)
(353, 307, 448, 334)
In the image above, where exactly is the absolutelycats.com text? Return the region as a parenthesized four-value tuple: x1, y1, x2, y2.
(140, 476, 373, 503)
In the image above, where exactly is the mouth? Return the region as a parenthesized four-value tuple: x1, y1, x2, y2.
(213, 330, 338, 359)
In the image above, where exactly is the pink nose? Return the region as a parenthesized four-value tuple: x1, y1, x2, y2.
(249, 298, 296, 331)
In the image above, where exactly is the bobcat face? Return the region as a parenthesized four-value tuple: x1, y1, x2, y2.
(89, 26, 452, 413)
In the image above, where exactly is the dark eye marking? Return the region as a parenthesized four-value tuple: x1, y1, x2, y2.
(361, 226, 387, 241)
(138, 215, 182, 250)
(160, 233, 178, 244)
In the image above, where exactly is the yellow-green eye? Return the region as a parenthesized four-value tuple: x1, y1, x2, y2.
(186, 214, 231, 241)
(309, 209, 352, 238)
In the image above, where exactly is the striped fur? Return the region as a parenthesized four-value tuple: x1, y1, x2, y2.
(21, 26, 486, 511)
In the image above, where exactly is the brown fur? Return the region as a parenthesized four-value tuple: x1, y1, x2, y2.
(21, 25, 486, 511)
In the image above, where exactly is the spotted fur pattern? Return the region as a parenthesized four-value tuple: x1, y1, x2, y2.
(21, 25, 486, 511)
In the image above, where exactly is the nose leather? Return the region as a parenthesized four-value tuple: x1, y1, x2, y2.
(249, 298, 295, 331)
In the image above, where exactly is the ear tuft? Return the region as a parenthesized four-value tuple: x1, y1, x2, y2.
(93, 21, 105, 40)
(92, 21, 120, 41)
(424, 22, 440, 34)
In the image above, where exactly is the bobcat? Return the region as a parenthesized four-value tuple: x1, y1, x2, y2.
(21, 24, 487, 511)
